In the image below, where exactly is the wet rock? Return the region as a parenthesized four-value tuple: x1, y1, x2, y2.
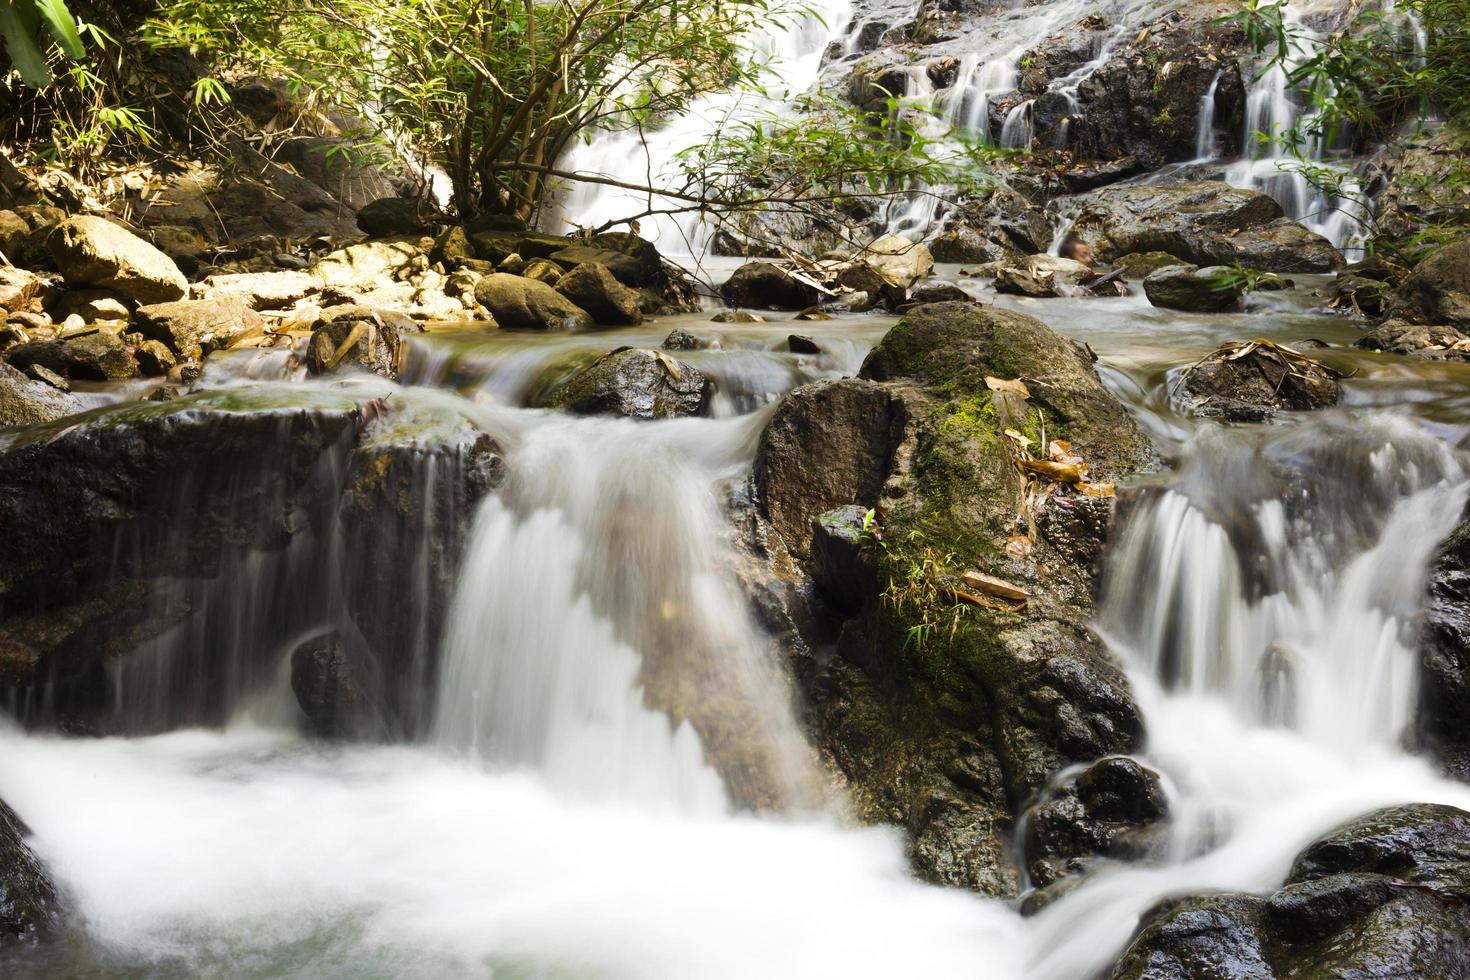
(290, 631, 381, 738)
(1356, 319, 1470, 360)
(1066, 182, 1342, 273)
(787, 334, 821, 354)
(473, 273, 593, 331)
(1023, 756, 1169, 891)
(930, 190, 1052, 265)
(1116, 251, 1189, 278)
(305, 314, 422, 378)
(1421, 520, 1470, 777)
(809, 505, 881, 613)
(1371, 129, 1470, 242)
(1108, 804, 1470, 979)
(661, 328, 709, 351)
(548, 347, 712, 420)
(356, 196, 427, 237)
(5, 330, 139, 381)
(1143, 264, 1243, 313)
(720, 262, 817, 310)
(1388, 240, 1470, 328)
(1177, 341, 1342, 421)
(133, 298, 266, 360)
(47, 215, 188, 304)
(134, 339, 176, 377)
(199, 270, 321, 310)
(555, 261, 643, 326)
(994, 254, 1093, 297)
(0, 797, 60, 944)
(908, 280, 969, 305)
(711, 310, 765, 323)
(862, 234, 934, 289)
(0, 360, 82, 429)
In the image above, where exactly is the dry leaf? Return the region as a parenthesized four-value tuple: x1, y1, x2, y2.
(1078, 482, 1116, 497)
(961, 570, 1030, 603)
(986, 376, 1031, 398)
(1005, 534, 1032, 559)
(1019, 458, 1088, 484)
(1004, 428, 1035, 449)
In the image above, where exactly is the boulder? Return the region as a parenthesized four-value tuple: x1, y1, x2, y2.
(1107, 804, 1470, 979)
(547, 244, 652, 288)
(1389, 240, 1470, 328)
(0, 210, 31, 259)
(273, 136, 402, 211)
(429, 226, 474, 267)
(305, 313, 421, 378)
(754, 303, 1153, 896)
(555, 261, 643, 325)
(355, 197, 427, 237)
(0, 360, 82, 430)
(0, 798, 60, 944)
(994, 254, 1093, 297)
(310, 239, 426, 291)
(199, 270, 321, 310)
(290, 631, 381, 738)
(862, 234, 934, 288)
(1372, 129, 1470, 242)
(47, 289, 128, 325)
(1065, 182, 1342, 273)
(1115, 251, 1189, 278)
(908, 280, 970, 304)
(134, 339, 176, 377)
(521, 258, 565, 285)
(1142, 264, 1243, 312)
(47, 215, 188, 304)
(661, 328, 709, 351)
(146, 224, 207, 277)
(1356, 319, 1470, 360)
(548, 347, 712, 419)
(930, 190, 1053, 266)
(1177, 341, 1342, 421)
(0, 268, 50, 314)
(133, 298, 266, 360)
(720, 262, 817, 310)
(1421, 519, 1470, 777)
(787, 334, 821, 354)
(473, 273, 594, 331)
(5, 330, 139, 381)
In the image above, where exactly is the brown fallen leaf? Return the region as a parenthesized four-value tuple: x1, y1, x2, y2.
(1078, 482, 1116, 497)
(1005, 534, 1032, 559)
(961, 569, 1030, 602)
(986, 376, 1031, 398)
(950, 588, 1016, 612)
(795, 307, 833, 321)
(1018, 458, 1087, 484)
(1004, 428, 1035, 450)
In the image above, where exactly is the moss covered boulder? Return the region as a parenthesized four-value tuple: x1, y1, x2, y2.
(752, 301, 1155, 897)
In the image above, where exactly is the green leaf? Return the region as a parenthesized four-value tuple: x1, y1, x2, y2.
(33, 0, 85, 59)
(0, 0, 52, 87)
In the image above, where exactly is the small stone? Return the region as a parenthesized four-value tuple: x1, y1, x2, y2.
(662, 328, 709, 351)
(711, 310, 764, 323)
(787, 334, 820, 354)
(134, 339, 177, 377)
(24, 362, 69, 391)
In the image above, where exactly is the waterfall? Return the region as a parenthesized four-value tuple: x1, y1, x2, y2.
(1194, 72, 1222, 160)
(431, 407, 822, 812)
(547, 0, 853, 255)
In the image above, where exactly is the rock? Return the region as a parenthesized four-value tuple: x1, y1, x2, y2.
(787, 334, 820, 354)
(0, 797, 60, 944)
(25, 364, 68, 392)
(133, 298, 266, 360)
(1389, 240, 1470, 328)
(430, 226, 474, 267)
(134, 339, 177, 377)
(200, 270, 321, 310)
(521, 258, 565, 285)
(473, 273, 593, 331)
(356, 197, 427, 237)
(1143, 264, 1243, 312)
(994, 254, 1093, 297)
(290, 631, 381, 738)
(471, 231, 570, 265)
(755, 302, 1153, 896)
(146, 224, 207, 277)
(555, 261, 643, 325)
(497, 253, 526, 276)
(1115, 251, 1188, 278)
(0, 210, 31, 259)
(862, 234, 934, 288)
(1066, 182, 1342, 273)
(1107, 804, 1470, 979)
(546, 244, 652, 288)
(1372, 129, 1470, 242)
(930, 190, 1052, 266)
(661, 328, 709, 350)
(1177, 341, 1342, 421)
(5, 330, 139, 381)
(47, 215, 188, 304)
(1356, 319, 1470, 360)
(720, 262, 817, 310)
(908, 280, 969, 304)
(548, 347, 712, 419)
(305, 314, 421, 377)
(0, 360, 82, 429)
(1421, 520, 1470, 777)
(273, 136, 402, 211)
(0, 268, 50, 314)
(711, 310, 764, 323)
(47, 288, 128, 325)
(310, 239, 426, 291)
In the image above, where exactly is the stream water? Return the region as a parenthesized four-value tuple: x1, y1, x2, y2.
(4, 278, 1470, 978)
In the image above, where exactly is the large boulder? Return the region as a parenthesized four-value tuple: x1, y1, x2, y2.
(1108, 804, 1470, 979)
(1176, 342, 1342, 422)
(1388, 240, 1470, 328)
(198, 270, 322, 310)
(5, 330, 139, 381)
(355, 197, 427, 237)
(862, 234, 934, 289)
(305, 312, 422, 378)
(290, 632, 380, 739)
(1371, 129, 1470, 243)
(0, 798, 60, 944)
(1421, 519, 1470, 777)
(555, 261, 643, 325)
(720, 262, 817, 310)
(548, 347, 712, 419)
(0, 361, 83, 429)
(47, 215, 188, 304)
(473, 273, 594, 331)
(994, 254, 1093, 297)
(310, 239, 426, 291)
(1142, 264, 1243, 312)
(753, 302, 1154, 896)
(1065, 182, 1342, 273)
(133, 298, 266, 360)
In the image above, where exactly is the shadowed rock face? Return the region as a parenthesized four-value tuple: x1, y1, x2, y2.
(0, 388, 502, 738)
(750, 301, 1156, 896)
(1421, 518, 1470, 779)
(1108, 804, 1470, 979)
(0, 798, 59, 947)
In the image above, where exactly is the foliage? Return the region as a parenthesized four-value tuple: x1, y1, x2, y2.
(0, 0, 85, 88)
(1205, 265, 1286, 295)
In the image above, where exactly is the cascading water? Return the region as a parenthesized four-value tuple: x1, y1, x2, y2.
(1194, 71, 1223, 160)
